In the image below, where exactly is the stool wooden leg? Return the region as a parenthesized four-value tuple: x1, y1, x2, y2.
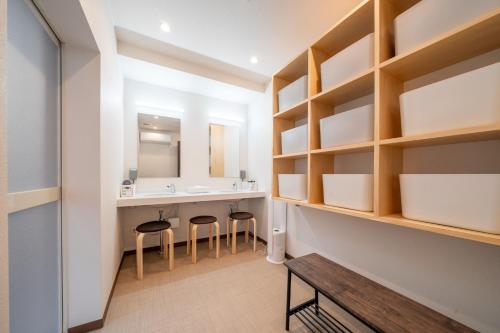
(136, 232, 145, 280)
(232, 219, 238, 255)
(245, 220, 249, 243)
(166, 229, 174, 271)
(214, 221, 220, 259)
(191, 224, 198, 264)
(162, 230, 168, 258)
(251, 218, 257, 252)
(187, 222, 191, 255)
(226, 217, 231, 247)
(208, 223, 213, 250)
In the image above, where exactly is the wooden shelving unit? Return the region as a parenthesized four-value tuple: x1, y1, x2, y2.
(272, 0, 500, 246)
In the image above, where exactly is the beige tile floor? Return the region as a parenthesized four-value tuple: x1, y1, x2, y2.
(96, 237, 371, 333)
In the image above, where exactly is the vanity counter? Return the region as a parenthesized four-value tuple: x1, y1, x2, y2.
(117, 190, 266, 207)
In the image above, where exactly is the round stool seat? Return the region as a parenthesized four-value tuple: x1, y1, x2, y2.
(190, 215, 217, 224)
(229, 211, 253, 220)
(136, 220, 171, 233)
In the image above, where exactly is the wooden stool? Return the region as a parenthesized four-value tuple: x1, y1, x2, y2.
(227, 212, 256, 254)
(187, 215, 220, 263)
(135, 220, 174, 280)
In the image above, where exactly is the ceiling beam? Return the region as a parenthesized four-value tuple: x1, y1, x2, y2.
(116, 27, 269, 93)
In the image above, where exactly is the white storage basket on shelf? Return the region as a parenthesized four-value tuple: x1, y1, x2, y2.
(320, 33, 374, 91)
(278, 174, 307, 201)
(400, 62, 500, 137)
(400, 174, 500, 234)
(320, 104, 374, 148)
(278, 75, 308, 112)
(281, 124, 308, 155)
(394, 0, 500, 55)
(323, 174, 373, 211)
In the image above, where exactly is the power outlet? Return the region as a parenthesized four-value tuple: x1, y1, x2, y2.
(168, 217, 180, 228)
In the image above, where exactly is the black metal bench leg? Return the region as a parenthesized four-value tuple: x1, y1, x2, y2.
(286, 269, 292, 331)
(315, 289, 319, 315)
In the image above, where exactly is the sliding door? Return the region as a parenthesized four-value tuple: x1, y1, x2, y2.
(6, 0, 61, 332)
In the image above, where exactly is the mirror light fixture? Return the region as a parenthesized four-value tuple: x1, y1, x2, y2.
(135, 102, 185, 119)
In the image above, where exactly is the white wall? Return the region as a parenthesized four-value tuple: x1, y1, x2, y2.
(62, 45, 103, 327)
(247, 83, 273, 240)
(79, 0, 124, 323)
(123, 79, 248, 191)
(120, 79, 262, 250)
(61, 0, 124, 328)
(248, 72, 500, 333)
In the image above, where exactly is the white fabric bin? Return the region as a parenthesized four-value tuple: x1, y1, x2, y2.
(320, 104, 374, 148)
(323, 174, 373, 211)
(395, 0, 500, 55)
(281, 124, 308, 155)
(320, 33, 374, 91)
(278, 75, 308, 112)
(400, 174, 500, 234)
(278, 174, 307, 201)
(400, 62, 500, 137)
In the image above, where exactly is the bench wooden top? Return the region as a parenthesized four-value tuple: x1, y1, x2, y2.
(284, 253, 476, 333)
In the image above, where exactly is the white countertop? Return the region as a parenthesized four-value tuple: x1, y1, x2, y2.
(117, 190, 267, 207)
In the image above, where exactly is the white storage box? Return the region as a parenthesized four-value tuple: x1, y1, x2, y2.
(400, 62, 500, 136)
(281, 124, 308, 155)
(400, 174, 500, 234)
(320, 104, 374, 148)
(320, 33, 374, 91)
(278, 75, 308, 112)
(278, 174, 307, 201)
(323, 174, 373, 211)
(395, 0, 500, 55)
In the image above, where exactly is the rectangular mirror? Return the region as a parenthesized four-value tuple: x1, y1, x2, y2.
(209, 124, 240, 178)
(138, 113, 180, 178)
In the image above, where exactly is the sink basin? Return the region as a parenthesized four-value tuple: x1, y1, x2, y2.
(137, 192, 179, 197)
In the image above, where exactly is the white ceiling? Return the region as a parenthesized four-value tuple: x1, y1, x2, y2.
(108, 0, 362, 77)
(120, 55, 262, 104)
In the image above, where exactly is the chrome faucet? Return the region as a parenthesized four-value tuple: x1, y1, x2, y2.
(166, 184, 176, 193)
(232, 182, 237, 191)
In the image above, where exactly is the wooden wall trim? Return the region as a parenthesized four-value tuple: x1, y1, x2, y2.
(7, 186, 61, 214)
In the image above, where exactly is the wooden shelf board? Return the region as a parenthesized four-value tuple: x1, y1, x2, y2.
(274, 50, 308, 82)
(311, 68, 374, 106)
(272, 196, 309, 206)
(272, 198, 500, 246)
(379, 9, 500, 81)
(312, 0, 374, 55)
(380, 124, 500, 148)
(273, 152, 308, 160)
(379, 214, 500, 246)
(308, 203, 376, 219)
(311, 141, 374, 155)
(273, 100, 308, 120)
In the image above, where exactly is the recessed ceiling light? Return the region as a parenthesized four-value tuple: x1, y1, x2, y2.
(250, 56, 258, 64)
(160, 22, 171, 33)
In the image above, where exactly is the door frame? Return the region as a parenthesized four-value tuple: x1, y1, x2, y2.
(1, 0, 63, 332)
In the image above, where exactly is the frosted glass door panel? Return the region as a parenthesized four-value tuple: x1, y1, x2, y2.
(6, 0, 61, 332)
(8, 203, 60, 333)
(7, 0, 59, 193)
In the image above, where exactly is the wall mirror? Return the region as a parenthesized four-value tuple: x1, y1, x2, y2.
(209, 124, 239, 178)
(138, 113, 180, 177)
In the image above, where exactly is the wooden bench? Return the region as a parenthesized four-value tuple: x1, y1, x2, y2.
(284, 253, 477, 333)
